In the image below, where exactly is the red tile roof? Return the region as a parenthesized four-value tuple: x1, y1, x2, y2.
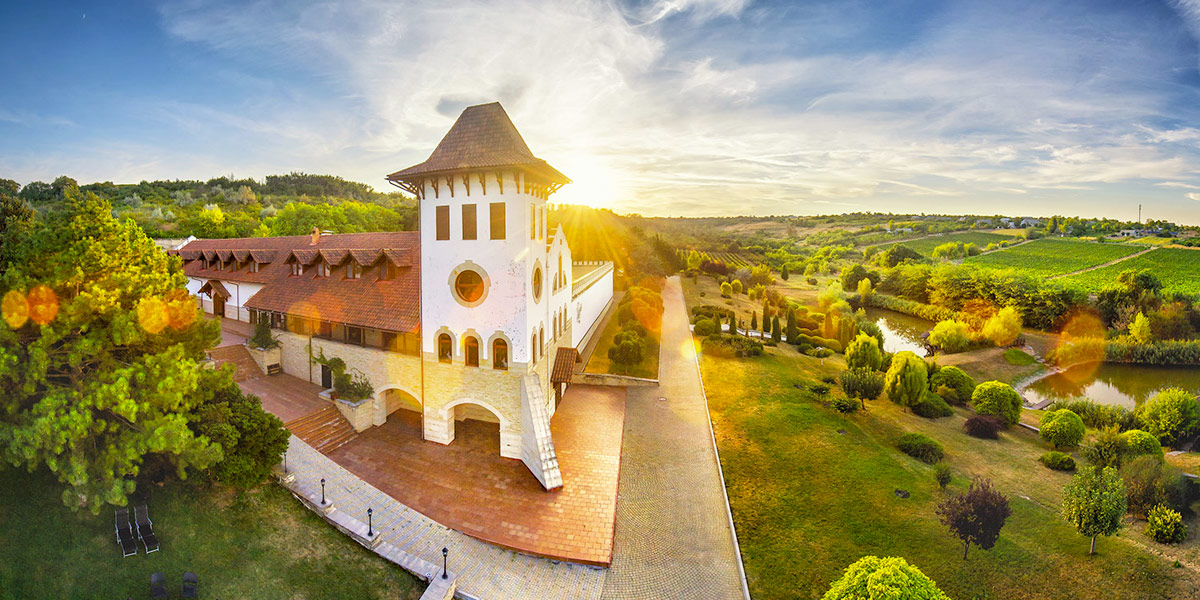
(551, 347, 580, 384)
(386, 102, 569, 186)
(179, 232, 421, 333)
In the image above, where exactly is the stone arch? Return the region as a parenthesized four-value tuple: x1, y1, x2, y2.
(439, 397, 515, 457)
(377, 384, 422, 416)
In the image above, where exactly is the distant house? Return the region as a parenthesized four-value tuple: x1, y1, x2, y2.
(153, 235, 196, 251)
(1019, 217, 1042, 227)
(1118, 229, 1145, 238)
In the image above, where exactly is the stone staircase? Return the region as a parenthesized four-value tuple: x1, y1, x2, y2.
(285, 405, 359, 454)
(208, 345, 263, 382)
(520, 374, 563, 490)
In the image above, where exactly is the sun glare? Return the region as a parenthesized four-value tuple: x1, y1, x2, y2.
(552, 157, 621, 209)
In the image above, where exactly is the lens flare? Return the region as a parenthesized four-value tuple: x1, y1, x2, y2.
(164, 288, 196, 330)
(137, 296, 169, 334)
(2, 289, 28, 329)
(27, 286, 58, 326)
(1053, 310, 1105, 381)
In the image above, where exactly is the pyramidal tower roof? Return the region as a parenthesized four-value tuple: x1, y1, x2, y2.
(387, 102, 569, 195)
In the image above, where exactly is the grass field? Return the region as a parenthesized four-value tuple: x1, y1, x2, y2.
(963, 238, 1144, 278)
(876, 231, 1014, 256)
(1060, 247, 1200, 296)
(701, 350, 1200, 600)
(0, 469, 424, 599)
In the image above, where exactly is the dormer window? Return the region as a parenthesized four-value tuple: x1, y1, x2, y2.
(379, 262, 397, 281)
(346, 263, 363, 280)
(226, 259, 236, 271)
(249, 262, 260, 273)
(289, 263, 302, 277)
(316, 262, 330, 277)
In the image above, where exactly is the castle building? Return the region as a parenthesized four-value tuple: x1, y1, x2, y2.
(176, 103, 614, 489)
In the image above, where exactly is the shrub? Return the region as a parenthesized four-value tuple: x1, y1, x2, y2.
(898, 433, 945, 464)
(914, 390, 953, 419)
(982, 306, 1022, 347)
(701, 333, 764, 358)
(1046, 398, 1137, 431)
(1146, 504, 1187, 544)
(929, 320, 971, 353)
(609, 338, 645, 366)
(1121, 429, 1164, 460)
(839, 368, 885, 403)
(693, 319, 716, 337)
(823, 556, 950, 600)
(934, 463, 952, 489)
(929, 366, 975, 405)
(831, 396, 860, 414)
(845, 333, 883, 371)
(964, 415, 1003, 439)
(971, 381, 1022, 427)
(1040, 409, 1086, 449)
(1137, 388, 1200, 447)
(806, 348, 834, 358)
(192, 384, 290, 488)
(1083, 425, 1125, 469)
(1121, 455, 1187, 518)
(1039, 451, 1076, 471)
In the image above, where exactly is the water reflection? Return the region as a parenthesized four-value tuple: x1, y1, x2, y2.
(1025, 363, 1200, 409)
(864, 308, 930, 356)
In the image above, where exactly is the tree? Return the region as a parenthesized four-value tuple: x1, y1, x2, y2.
(971, 381, 1022, 427)
(1137, 388, 1199, 447)
(982, 306, 1022, 347)
(929, 366, 975, 404)
(248, 318, 279, 350)
(0, 189, 223, 512)
(1062, 466, 1127, 555)
(928, 320, 970, 353)
(856, 277, 873, 302)
(845, 333, 883, 371)
(822, 556, 949, 600)
(720, 281, 732, 297)
(750, 311, 758, 332)
(840, 368, 885, 409)
(191, 374, 290, 488)
(780, 264, 790, 280)
(686, 250, 702, 271)
(785, 308, 798, 342)
(937, 477, 1011, 560)
(731, 279, 743, 295)
(771, 315, 782, 343)
(885, 351, 928, 411)
(1130, 312, 1154, 344)
(0, 193, 36, 269)
(1040, 409, 1085, 449)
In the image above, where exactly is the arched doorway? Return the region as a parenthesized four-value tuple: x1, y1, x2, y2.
(380, 387, 423, 438)
(443, 400, 512, 458)
(383, 388, 421, 416)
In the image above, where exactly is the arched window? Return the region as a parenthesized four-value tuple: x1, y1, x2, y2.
(539, 326, 544, 352)
(493, 339, 509, 370)
(531, 333, 538, 362)
(465, 336, 479, 367)
(438, 334, 453, 363)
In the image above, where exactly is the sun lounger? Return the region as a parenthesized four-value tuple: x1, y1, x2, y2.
(114, 507, 137, 557)
(134, 504, 159, 554)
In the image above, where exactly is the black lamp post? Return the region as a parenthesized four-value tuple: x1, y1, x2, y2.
(442, 547, 448, 579)
(320, 478, 326, 505)
(367, 507, 373, 537)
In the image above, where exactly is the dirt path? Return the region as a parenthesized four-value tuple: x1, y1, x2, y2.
(1048, 246, 1156, 279)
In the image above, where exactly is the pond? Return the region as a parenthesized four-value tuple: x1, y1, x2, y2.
(863, 308, 931, 356)
(1023, 362, 1200, 409)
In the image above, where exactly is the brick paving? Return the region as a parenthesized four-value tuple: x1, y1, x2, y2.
(600, 276, 749, 599)
(213, 316, 252, 347)
(284, 436, 608, 600)
(240, 372, 330, 423)
(326, 384, 626, 565)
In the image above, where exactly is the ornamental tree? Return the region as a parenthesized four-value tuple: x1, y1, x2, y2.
(0, 188, 224, 512)
(936, 477, 1011, 560)
(971, 381, 1022, 427)
(822, 556, 949, 600)
(884, 351, 928, 411)
(845, 333, 883, 371)
(1130, 312, 1154, 344)
(1040, 409, 1086, 449)
(1062, 466, 1127, 555)
(982, 306, 1022, 347)
(840, 368, 885, 409)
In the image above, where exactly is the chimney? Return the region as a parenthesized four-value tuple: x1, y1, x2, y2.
(310, 226, 321, 246)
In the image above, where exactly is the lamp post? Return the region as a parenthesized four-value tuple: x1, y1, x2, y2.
(320, 478, 326, 505)
(442, 547, 448, 579)
(367, 507, 374, 537)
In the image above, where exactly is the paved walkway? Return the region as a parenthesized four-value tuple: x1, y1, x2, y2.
(601, 276, 748, 599)
(285, 436, 608, 600)
(327, 384, 626, 565)
(241, 372, 330, 423)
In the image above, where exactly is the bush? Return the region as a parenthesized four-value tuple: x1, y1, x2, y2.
(806, 347, 834, 358)
(885, 351, 928, 411)
(693, 319, 716, 337)
(1046, 399, 1137, 431)
(1121, 429, 1164, 460)
(1122, 455, 1187, 518)
(982, 306, 1022, 347)
(823, 556, 950, 600)
(1137, 388, 1200, 447)
(929, 366, 975, 405)
(1040, 409, 1086, 449)
(831, 396, 860, 414)
(964, 415, 1003, 439)
(1146, 504, 1187, 544)
(971, 381, 1022, 427)
(1083, 425, 1125, 469)
(934, 463, 952, 489)
(701, 333, 764, 358)
(914, 390, 953, 419)
(928, 320, 971, 353)
(192, 383, 290, 488)
(898, 433, 945, 464)
(1039, 451, 1076, 471)
(839, 368, 885, 402)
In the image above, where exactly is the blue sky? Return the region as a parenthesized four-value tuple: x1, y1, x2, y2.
(1, 0, 1199, 224)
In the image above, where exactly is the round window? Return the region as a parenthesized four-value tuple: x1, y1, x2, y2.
(532, 267, 543, 302)
(455, 270, 485, 303)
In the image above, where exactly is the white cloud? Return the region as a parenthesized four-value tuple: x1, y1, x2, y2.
(1189, 192, 1200, 202)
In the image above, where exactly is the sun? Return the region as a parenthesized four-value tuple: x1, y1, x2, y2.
(550, 156, 622, 210)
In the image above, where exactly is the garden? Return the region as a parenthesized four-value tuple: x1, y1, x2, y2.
(586, 282, 665, 379)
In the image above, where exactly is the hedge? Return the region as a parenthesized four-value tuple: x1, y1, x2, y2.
(1039, 451, 1076, 471)
(897, 433, 945, 464)
(913, 390, 953, 419)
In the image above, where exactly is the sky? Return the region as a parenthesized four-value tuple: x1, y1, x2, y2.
(1, 1, 1199, 224)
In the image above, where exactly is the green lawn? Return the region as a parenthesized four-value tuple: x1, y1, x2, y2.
(702, 349, 1200, 600)
(1061, 247, 1200, 296)
(0, 469, 424, 600)
(963, 238, 1143, 278)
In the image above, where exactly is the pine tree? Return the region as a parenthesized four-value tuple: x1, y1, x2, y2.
(771, 315, 782, 343)
(750, 311, 758, 333)
(786, 308, 797, 343)
(780, 264, 790, 280)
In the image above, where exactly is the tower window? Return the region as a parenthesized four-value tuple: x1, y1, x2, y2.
(436, 205, 450, 240)
(454, 270, 485, 303)
(438, 334, 453, 363)
(530, 205, 536, 240)
(531, 266, 543, 302)
(465, 336, 479, 367)
(493, 339, 508, 370)
(490, 202, 506, 240)
(462, 204, 477, 240)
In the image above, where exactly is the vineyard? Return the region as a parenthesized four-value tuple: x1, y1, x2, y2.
(963, 238, 1142, 278)
(1060, 247, 1200, 296)
(875, 231, 1015, 256)
(703, 251, 758, 268)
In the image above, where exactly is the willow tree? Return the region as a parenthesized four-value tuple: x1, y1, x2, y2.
(0, 186, 224, 512)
